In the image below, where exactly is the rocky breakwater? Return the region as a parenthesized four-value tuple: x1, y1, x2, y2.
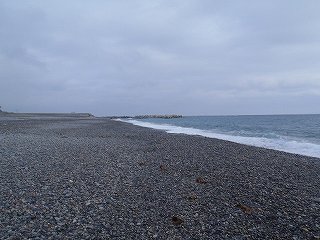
(134, 114, 182, 119)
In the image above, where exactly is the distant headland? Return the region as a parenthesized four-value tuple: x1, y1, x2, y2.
(0, 111, 94, 118)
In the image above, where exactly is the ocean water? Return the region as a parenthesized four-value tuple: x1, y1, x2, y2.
(120, 115, 320, 158)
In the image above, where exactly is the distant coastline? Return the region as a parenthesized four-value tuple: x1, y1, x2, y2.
(0, 112, 94, 118)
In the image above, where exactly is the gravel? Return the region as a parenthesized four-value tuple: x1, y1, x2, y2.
(0, 115, 319, 239)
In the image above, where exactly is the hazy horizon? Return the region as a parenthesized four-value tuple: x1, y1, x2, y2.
(1, 0, 320, 116)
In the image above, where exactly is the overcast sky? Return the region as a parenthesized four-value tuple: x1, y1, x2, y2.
(1, 0, 320, 116)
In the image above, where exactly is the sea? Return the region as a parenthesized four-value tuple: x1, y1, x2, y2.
(120, 115, 320, 158)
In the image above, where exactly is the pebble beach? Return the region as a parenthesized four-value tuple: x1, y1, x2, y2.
(0, 114, 319, 239)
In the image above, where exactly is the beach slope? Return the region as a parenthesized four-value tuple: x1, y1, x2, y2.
(0, 115, 319, 239)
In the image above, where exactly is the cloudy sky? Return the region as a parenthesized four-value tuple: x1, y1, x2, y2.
(1, 0, 320, 116)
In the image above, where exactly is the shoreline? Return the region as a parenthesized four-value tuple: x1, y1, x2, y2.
(0, 115, 319, 239)
(118, 118, 320, 160)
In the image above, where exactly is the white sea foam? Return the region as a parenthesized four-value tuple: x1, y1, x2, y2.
(119, 119, 320, 158)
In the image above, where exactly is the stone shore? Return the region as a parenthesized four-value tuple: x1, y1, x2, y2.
(0, 115, 319, 239)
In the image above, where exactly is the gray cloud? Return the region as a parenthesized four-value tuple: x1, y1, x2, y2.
(1, 0, 320, 115)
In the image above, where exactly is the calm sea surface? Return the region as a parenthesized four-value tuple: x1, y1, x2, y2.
(122, 115, 320, 158)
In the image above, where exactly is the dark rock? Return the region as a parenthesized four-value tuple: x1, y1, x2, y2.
(236, 204, 253, 214)
(196, 177, 207, 184)
(171, 216, 184, 225)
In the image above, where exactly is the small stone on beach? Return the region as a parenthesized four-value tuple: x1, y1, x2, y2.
(196, 177, 207, 184)
(160, 165, 167, 171)
(187, 194, 198, 201)
(171, 216, 184, 225)
(236, 204, 253, 214)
